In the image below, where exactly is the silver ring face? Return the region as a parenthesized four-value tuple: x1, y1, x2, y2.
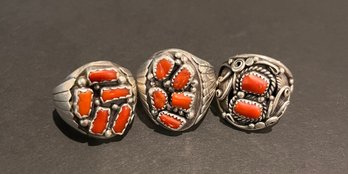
(137, 49, 216, 131)
(52, 61, 137, 139)
(216, 54, 294, 130)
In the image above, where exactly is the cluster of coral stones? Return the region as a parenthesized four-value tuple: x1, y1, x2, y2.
(72, 68, 133, 137)
(232, 72, 270, 120)
(148, 56, 196, 130)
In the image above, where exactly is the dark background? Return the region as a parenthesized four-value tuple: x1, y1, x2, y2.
(1, 0, 347, 173)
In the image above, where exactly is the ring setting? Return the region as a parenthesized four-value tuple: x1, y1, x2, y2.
(52, 61, 137, 139)
(137, 49, 217, 131)
(216, 54, 294, 130)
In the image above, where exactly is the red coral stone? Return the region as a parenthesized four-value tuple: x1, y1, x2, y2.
(77, 90, 93, 117)
(241, 74, 268, 94)
(159, 114, 181, 129)
(171, 93, 192, 110)
(233, 101, 262, 119)
(88, 69, 118, 83)
(113, 105, 132, 134)
(173, 68, 191, 90)
(101, 87, 130, 102)
(152, 90, 167, 109)
(155, 58, 173, 80)
(90, 108, 109, 134)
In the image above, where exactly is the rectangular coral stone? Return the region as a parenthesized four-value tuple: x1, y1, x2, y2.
(101, 87, 131, 102)
(241, 73, 268, 95)
(233, 100, 262, 119)
(90, 108, 110, 135)
(76, 89, 93, 118)
(159, 113, 182, 129)
(113, 104, 132, 134)
(171, 93, 192, 110)
(88, 69, 118, 83)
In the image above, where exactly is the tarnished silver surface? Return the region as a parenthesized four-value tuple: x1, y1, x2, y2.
(216, 54, 294, 130)
(137, 48, 216, 131)
(52, 61, 137, 139)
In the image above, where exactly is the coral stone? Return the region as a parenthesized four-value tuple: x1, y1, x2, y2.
(171, 93, 192, 110)
(152, 90, 167, 109)
(241, 74, 268, 95)
(159, 114, 181, 129)
(113, 105, 132, 134)
(90, 108, 109, 134)
(173, 68, 191, 90)
(233, 100, 262, 119)
(155, 58, 173, 80)
(88, 69, 118, 83)
(77, 90, 93, 117)
(101, 87, 130, 102)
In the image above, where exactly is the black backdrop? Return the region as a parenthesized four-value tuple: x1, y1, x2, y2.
(1, 0, 347, 173)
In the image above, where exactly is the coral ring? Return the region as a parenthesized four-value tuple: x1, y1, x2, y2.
(216, 54, 294, 130)
(137, 49, 217, 131)
(52, 61, 137, 139)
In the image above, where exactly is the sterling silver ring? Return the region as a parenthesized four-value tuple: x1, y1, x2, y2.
(52, 61, 137, 139)
(137, 48, 216, 131)
(216, 54, 294, 130)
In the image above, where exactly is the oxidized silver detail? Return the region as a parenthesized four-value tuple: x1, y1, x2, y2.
(137, 48, 217, 131)
(52, 61, 137, 139)
(216, 54, 294, 130)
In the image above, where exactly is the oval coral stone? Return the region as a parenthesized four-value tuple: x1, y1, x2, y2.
(152, 90, 167, 109)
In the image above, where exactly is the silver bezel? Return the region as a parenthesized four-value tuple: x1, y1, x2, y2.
(89, 107, 111, 136)
(112, 103, 134, 135)
(100, 85, 132, 103)
(72, 87, 94, 119)
(86, 67, 119, 85)
(231, 99, 264, 121)
(148, 87, 168, 111)
(152, 54, 175, 81)
(170, 92, 195, 113)
(171, 64, 195, 90)
(157, 111, 187, 131)
(240, 71, 270, 95)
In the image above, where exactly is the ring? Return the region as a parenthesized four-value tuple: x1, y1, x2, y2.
(215, 54, 294, 130)
(137, 48, 216, 131)
(52, 61, 137, 139)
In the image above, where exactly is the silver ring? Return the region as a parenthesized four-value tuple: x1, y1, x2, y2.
(137, 48, 216, 131)
(52, 61, 137, 139)
(216, 54, 294, 130)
